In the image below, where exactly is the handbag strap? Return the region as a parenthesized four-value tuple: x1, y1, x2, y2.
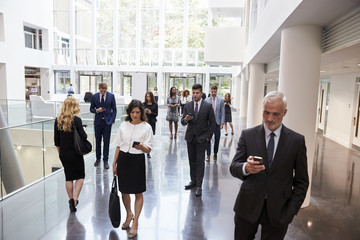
(112, 176, 118, 196)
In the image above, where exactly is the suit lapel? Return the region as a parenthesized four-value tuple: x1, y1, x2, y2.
(255, 125, 267, 161)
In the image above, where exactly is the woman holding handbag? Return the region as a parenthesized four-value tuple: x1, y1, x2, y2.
(54, 97, 87, 212)
(112, 100, 153, 239)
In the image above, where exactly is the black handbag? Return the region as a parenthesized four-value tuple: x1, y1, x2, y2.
(73, 120, 92, 156)
(109, 176, 121, 228)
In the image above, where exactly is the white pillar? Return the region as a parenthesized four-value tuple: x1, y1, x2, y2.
(240, 70, 248, 118)
(278, 25, 322, 208)
(246, 63, 265, 128)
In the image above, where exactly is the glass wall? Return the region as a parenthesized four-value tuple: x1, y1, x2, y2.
(53, 0, 70, 65)
(97, 0, 114, 65)
(209, 74, 232, 98)
(76, 0, 93, 65)
(118, 0, 136, 66)
(54, 70, 71, 94)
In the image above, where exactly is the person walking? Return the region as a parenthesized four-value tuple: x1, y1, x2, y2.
(144, 91, 158, 158)
(205, 85, 225, 162)
(90, 82, 117, 169)
(54, 97, 87, 212)
(229, 91, 309, 240)
(181, 84, 216, 197)
(112, 100, 153, 239)
(224, 93, 234, 136)
(180, 89, 191, 114)
(153, 87, 159, 103)
(166, 87, 180, 139)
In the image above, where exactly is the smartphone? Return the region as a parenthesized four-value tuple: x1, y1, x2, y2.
(101, 107, 106, 110)
(132, 141, 140, 147)
(187, 113, 192, 116)
(253, 156, 264, 165)
(82, 124, 88, 128)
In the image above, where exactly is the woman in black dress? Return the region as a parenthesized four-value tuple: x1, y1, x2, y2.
(54, 97, 88, 212)
(112, 100, 153, 239)
(144, 92, 158, 158)
(224, 93, 234, 136)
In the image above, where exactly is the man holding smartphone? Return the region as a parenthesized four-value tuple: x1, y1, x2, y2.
(90, 82, 117, 169)
(181, 84, 216, 197)
(230, 91, 309, 239)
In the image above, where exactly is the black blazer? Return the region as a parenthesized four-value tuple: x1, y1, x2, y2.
(143, 102, 158, 124)
(229, 124, 309, 227)
(54, 116, 87, 149)
(181, 100, 216, 143)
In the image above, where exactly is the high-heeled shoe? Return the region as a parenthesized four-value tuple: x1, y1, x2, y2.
(69, 198, 77, 212)
(128, 226, 138, 239)
(121, 213, 134, 229)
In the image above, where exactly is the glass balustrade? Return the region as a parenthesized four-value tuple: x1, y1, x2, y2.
(0, 99, 126, 200)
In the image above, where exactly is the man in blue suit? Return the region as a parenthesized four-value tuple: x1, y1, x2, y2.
(90, 82, 117, 169)
(205, 85, 225, 162)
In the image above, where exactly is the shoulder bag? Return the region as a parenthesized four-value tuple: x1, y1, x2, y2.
(73, 120, 92, 156)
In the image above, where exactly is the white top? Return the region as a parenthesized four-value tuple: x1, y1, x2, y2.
(181, 96, 191, 105)
(153, 91, 158, 97)
(113, 121, 153, 154)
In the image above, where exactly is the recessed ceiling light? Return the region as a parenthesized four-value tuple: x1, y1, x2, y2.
(357, 63, 360, 66)
(320, 71, 326, 73)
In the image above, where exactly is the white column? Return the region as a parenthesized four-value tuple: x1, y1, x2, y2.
(92, 0, 96, 65)
(278, 25, 322, 207)
(246, 63, 265, 128)
(157, 71, 163, 105)
(240, 70, 248, 118)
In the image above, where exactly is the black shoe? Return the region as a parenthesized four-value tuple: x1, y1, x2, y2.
(104, 162, 109, 169)
(69, 198, 77, 212)
(185, 182, 196, 190)
(94, 160, 100, 167)
(195, 187, 202, 197)
(147, 153, 151, 158)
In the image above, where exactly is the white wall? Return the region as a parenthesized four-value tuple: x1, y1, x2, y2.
(204, 27, 245, 65)
(0, 0, 53, 100)
(131, 72, 147, 101)
(326, 73, 359, 147)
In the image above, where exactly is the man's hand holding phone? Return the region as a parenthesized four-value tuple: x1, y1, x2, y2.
(97, 107, 106, 113)
(245, 156, 265, 174)
(185, 113, 193, 122)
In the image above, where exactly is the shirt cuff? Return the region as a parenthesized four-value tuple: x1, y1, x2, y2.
(242, 162, 250, 176)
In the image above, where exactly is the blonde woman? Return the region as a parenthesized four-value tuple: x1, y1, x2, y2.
(224, 93, 234, 136)
(54, 97, 88, 212)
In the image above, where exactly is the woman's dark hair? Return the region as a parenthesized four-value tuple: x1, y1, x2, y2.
(169, 87, 177, 97)
(144, 91, 156, 104)
(125, 99, 147, 122)
(192, 84, 202, 92)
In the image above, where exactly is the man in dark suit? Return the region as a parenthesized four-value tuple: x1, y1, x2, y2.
(181, 84, 216, 197)
(90, 82, 117, 169)
(205, 85, 225, 162)
(230, 91, 309, 239)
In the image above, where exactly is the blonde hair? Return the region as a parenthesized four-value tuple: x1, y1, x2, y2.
(57, 97, 81, 132)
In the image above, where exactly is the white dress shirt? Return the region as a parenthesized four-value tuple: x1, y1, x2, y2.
(113, 121, 153, 154)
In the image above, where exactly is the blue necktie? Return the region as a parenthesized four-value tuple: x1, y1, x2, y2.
(194, 102, 198, 120)
(101, 94, 105, 106)
(267, 132, 275, 168)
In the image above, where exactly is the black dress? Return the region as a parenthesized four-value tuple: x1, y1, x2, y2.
(54, 116, 87, 181)
(225, 100, 232, 122)
(143, 102, 158, 135)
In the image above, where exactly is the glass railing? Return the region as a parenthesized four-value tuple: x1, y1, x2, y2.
(0, 100, 127, 200)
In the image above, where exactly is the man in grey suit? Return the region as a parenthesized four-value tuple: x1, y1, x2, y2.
(230, 91, 309, 239)
(205, 85, 225, 162)
(181, 84, 216, 197)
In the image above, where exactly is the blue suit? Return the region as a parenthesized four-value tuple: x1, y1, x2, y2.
(90, 91, 117, 162)
(205, 96, 225, 157)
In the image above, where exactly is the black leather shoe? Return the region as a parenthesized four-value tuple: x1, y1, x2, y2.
(94, 160, 100, 167)
(185, 182, 196, 190)
(104, 162, 109, 169)
(195, 187, 202, 197)
(213, 154, 217, 160)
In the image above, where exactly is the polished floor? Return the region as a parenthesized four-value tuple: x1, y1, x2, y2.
(0, 107, 359, 240)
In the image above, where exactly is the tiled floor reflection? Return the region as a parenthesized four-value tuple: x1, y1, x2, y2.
(0, 107, 359, 240)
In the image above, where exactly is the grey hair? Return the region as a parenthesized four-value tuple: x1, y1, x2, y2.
(263, 91, 287, 112)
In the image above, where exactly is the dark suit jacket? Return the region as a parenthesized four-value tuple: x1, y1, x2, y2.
(90, 91, 117, 126)
(181, 100, 216, 143)
(229, 124, 309, 227)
